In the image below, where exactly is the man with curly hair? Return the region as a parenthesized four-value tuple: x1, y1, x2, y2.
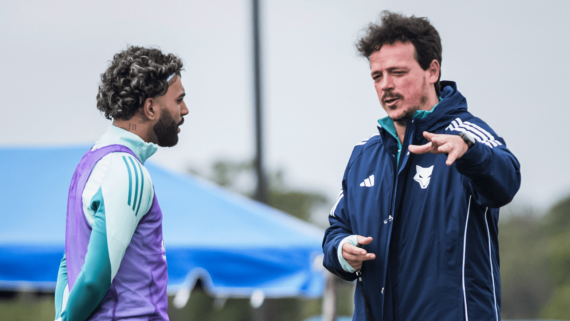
(322, 11, 521, 320)
(53, 46, 188, 321)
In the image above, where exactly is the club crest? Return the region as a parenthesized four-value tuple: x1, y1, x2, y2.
(414, 165, 434, 189)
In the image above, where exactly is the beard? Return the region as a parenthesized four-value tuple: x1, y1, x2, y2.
(153, 109, 183, 147)
(390, 94, 428, 124)
(390, 107, 416, 124)
(385, 77, 430, 125)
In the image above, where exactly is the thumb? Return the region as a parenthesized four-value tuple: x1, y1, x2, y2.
(356, 235, 373, 245)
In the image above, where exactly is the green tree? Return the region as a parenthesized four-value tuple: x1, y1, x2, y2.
(540, 196, 570, 319)
(499, 209, 551, 319)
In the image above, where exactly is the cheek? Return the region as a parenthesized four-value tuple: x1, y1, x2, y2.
(168, 105, 180, 117)
(399, 77, 423, 100)
(398, 77, 414, 92)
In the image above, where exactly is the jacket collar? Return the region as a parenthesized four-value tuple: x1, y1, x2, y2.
(92, 125, 158, 164)
(412, 81, 468, 135)
(376, 81, 467, 143)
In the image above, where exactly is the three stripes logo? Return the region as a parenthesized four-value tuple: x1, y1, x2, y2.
(360, 175, 375, 187)
(446, 118, 502, 148)
(122, 156, 145, 216)
(329, 190, 344, 217)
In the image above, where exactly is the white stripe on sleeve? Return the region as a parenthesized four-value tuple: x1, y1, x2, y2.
(330, 190, 344, 217)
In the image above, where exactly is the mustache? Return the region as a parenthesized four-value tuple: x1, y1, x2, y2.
(178, 117, 184, 126)
(381, 92, 403, 103)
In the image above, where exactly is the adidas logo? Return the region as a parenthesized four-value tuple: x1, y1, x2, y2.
(360, 175, 375, 187)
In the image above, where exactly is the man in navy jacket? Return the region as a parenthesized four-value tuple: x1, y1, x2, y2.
(322, 11, 521, 321)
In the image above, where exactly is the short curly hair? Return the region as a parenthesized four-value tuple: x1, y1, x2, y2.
(96, 46, 184, 120)
(356, 11, 442, 94)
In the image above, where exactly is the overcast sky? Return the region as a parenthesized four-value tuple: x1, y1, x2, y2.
(1, 0, 569, 216)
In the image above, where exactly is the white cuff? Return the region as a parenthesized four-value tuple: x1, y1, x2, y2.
(337, 235, 358, 273)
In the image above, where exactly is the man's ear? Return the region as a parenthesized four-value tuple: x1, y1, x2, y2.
(427, 59, 440, 84)
(142, 97, 159, 121)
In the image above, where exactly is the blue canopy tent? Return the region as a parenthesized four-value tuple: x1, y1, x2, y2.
(0, 146, 326, 301)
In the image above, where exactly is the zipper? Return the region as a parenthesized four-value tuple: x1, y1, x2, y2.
(379, 118, 416, 320)
(378, 139, 399, 321)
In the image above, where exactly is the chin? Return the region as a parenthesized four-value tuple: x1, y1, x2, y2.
(390, 109, 415, 123)
(158, 135, 179, 147)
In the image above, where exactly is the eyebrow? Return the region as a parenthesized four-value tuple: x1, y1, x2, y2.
(386, 66, 408, 72)
(177, 92, 186, 100)
(371, 66, 408, 76)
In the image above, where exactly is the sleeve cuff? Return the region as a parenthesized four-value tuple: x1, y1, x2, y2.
(337, 235, 358, 273)
(455, 141, 485, 169)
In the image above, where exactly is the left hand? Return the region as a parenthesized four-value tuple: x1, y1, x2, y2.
(408, 131, 469, 166)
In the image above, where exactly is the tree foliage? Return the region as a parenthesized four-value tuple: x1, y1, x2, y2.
(499, 211, 551, 318)
(499, 195, 570, 319)
(540, 196, 570, 319)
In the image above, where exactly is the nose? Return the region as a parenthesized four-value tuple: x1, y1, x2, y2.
(380, 74, 394, 91)
(181, 101, 189, 117)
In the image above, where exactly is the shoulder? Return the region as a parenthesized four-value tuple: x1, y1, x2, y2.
(350, 130, 381, 160)
(443, 114, 505, 148)
(103, 152, 153, 182)
(98, 152, 155, 211)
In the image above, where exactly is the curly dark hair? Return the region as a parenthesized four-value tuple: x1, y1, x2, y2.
(356, 11, 442, 94)
(96, 46, 184, 120)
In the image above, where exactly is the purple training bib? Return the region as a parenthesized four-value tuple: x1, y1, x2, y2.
(65, 145, 168, 320)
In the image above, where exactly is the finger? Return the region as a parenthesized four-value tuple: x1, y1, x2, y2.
(343, 243, 367, 256)
(342, 251, 361, 261)
(408, 143, 433, 154)
(446, 150, 460, 166)
(342, 248, 372, 262)
(428, 134, 449, 146)
(362, 253, 376, 261)
(356, 235, 373, 245)
(348, 261, 363, 270)
(436, 143, 452, 154)
(345, 252, 376, 264)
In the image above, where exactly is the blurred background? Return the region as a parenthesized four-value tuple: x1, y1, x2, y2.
(1, 0, 570, 320)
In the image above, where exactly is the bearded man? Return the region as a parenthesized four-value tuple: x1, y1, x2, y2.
(323, 12, 521, 320)
(53, 46, 188, 321)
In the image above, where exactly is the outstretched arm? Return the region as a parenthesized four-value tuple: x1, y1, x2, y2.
(409, 119, 521, 207)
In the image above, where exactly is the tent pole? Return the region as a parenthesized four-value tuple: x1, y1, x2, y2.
(322, 272, 337, 321)
(252, 0, 268, 204)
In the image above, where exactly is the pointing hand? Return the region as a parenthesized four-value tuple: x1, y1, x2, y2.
(408, 131, 469, 166)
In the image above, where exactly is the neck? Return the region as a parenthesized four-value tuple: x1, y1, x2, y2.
(113, 115, 155, 144)
(394, 120, 408, 144)
(394, 89, 439, 143)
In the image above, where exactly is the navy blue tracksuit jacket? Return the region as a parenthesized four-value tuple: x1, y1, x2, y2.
(323, 81, 521, 321)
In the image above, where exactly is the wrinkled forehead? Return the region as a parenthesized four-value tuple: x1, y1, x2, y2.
(369, 41, 417, 67)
